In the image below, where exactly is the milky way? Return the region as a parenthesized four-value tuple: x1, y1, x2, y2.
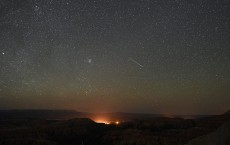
(0, 0, 230, 114)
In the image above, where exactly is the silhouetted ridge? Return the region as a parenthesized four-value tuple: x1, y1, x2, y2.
(63, 118, 96, 126)
(224, 110, 230, 115)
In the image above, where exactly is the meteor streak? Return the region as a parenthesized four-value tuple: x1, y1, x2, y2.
(128, 57, 144, 67)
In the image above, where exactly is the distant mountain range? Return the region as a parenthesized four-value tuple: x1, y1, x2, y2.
(0, 109, 84, 120)
(0, 109, 218, 121)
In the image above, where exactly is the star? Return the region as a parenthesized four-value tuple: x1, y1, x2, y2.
(0, 0, 229, 115)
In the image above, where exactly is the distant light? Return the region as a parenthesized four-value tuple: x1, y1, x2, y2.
(115, 121, 119, 125)
(2, 52, 4, 55)
(95, 119, 110, 125)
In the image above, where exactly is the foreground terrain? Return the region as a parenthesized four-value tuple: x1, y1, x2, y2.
(0, 110, 229, 145)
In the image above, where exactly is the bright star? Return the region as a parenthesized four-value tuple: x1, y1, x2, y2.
(88, 59, 92, 63)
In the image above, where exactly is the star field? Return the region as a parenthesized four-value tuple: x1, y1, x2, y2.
(0, 0, 230, 114)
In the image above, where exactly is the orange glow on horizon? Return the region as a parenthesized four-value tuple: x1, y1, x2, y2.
(94, 118, 110, 124)
(94, 117, 120, 125)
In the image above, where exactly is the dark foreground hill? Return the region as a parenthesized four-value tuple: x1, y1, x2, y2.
(0, 118, 105, 145)
(0, 110, 229, 145)
(185, 121, 230, 145)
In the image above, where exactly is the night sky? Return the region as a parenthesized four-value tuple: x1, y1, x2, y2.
(0, 0, 230, 115)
